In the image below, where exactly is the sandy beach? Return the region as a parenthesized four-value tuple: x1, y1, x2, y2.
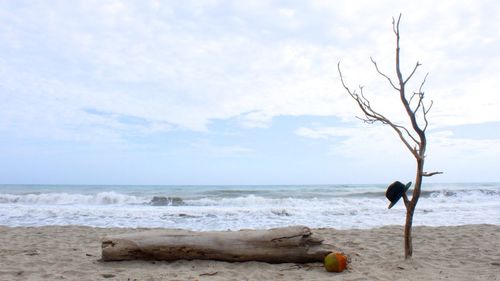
(0, 224, 498, 281)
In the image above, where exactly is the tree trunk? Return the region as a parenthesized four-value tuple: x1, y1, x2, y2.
(405, 158, 424, 259)
(101, 226, 337, 263)
(404, 204, 415, 258)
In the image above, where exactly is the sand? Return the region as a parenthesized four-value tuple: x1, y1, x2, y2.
(0, 224, 499, 281)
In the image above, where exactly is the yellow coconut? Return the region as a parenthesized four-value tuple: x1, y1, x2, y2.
(324, 252, 348, 272)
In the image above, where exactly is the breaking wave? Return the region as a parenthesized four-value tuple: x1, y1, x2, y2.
(342, 189, 500, 199)
(0, 192, 145, 205)
(0, 188, 498, 206)
(0, 184, 498, 229)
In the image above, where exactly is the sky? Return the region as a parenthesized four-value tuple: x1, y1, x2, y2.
(0, 0, 499, 185)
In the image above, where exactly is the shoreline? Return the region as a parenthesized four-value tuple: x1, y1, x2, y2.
(1, 224, 499, 280)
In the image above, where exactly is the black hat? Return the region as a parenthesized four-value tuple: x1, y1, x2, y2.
(385, 181, 412, 209)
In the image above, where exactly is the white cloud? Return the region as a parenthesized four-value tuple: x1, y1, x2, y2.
(295, 124, 500, 182)
(0, 0, 498, 142)
(295, 127, 355, 139)
(426, 130, 500, 180)
(295, 124, 411, 159)
(190, 140, 255, 157)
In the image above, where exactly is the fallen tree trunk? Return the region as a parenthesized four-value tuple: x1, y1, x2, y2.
(102, 225, 336, 263)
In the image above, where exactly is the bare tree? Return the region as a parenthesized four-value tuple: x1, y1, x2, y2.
(337, 14, 442, 259)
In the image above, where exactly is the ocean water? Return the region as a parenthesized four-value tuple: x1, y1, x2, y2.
(0, 183, 498, 230)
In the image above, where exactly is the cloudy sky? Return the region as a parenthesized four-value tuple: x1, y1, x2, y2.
(0, 0, 498, 185)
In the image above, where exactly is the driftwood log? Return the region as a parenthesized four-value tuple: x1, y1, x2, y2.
(102, 226, 336, 263)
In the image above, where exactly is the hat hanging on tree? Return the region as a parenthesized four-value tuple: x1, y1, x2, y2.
(385, 181, 412, 209)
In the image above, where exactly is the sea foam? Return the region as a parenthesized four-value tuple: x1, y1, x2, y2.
(0, 184, 498, 230)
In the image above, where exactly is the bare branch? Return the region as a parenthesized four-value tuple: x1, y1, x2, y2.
(413, 93, 423, 115)
(392, 14, 402, 36)
(338, 62, 420, 159)
(394, 14, 426, 153)
(424, 100, 434, 115)
(422, 100, 434, 132)
(402, 192, 410, 208)
(393, 123, 420, 145)
(355, 116, 371, 122)
(382, 120, 420, 159)
(413, 73, 429, 115)
(359, 85, 371, 107)
(370, 57, 400, 91)
(409, 92, 418, 105)
(404, 62, 422, 85)
(422, 171, 443, 177)
(338, 62, 355, 97)
(419, 73, 429, 93)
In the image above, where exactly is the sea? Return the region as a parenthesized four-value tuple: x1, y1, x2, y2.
(0, 183, 498, 230)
